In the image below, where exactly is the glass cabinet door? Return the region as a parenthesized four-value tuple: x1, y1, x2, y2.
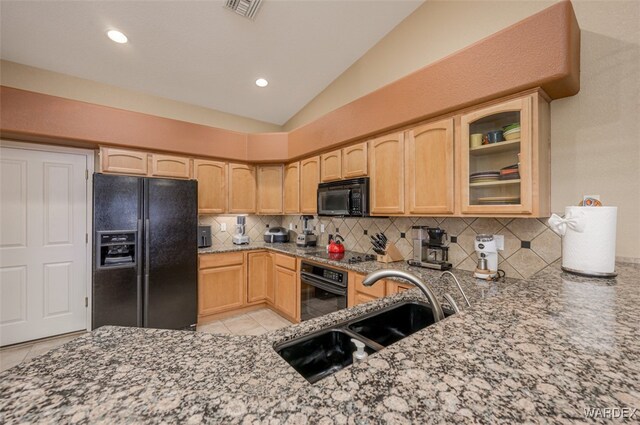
(460, 96, 533, 214)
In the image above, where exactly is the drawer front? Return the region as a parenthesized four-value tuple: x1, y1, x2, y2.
(199, 252, 244, 269)
(274, 254, 297, 271)
(354, 274, 386, 298)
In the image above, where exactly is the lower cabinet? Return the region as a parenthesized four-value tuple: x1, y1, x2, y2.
(247, 251, 274, 303)
(349, 273, 387, 307)
(386, 280, 413, 295)
(198, 253, 245, 317)
(274, 255, 299, 322)
(198, 251, 297, 323)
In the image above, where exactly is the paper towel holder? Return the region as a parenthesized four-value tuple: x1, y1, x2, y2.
(549, 206, 618, 278)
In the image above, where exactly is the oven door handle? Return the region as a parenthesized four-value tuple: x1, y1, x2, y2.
(300, 271, 345, 288)
(301, 275, 347, 296)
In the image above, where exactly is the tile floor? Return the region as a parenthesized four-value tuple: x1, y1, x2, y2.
(0, 308, 292, 373)
(197, 307, 293, 336)
(0, 331, 86, 372)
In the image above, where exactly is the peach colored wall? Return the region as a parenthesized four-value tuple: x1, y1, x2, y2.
(0, 87, 249, 160)
(0, 2, 580, 164)
(246, 132, 289, 163)
(0, 60, 281, 134)
(287, 1, 579, 158)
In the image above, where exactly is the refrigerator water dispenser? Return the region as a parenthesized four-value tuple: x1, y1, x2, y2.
(97, 231, 137, 268)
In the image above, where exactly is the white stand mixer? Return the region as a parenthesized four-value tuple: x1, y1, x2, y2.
(473, 234, 503, 280)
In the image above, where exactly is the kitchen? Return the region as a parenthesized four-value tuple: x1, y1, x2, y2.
(1, 0, 639, 422)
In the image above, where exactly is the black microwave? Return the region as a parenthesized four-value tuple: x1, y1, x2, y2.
(317, 177, 370, 217)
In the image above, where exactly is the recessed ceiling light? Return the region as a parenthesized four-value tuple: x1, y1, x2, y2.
(107, 30, 128, 44)
(255, 78, 268, 88)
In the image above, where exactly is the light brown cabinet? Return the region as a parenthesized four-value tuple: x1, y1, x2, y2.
(101, 148, 191, 179)
(406, 119, 455, 214)
(193, 159, 227, 214)
(342, 142, 368, 178)
(257, 165, 283, 214)
(274, 254, 298, 322)
(247, 251, 274, 303)
(300, 156, 320, 214)
(150, 154, 191, 179)
(368, 132, 405, 214)
(320, 150, 342, 182)
(284, 162, 300, 214)
(198, 253, 245, 317)
(348, 273, 387, 307)
(228, 163, 257, 213)
(386, 280, 413, 296)
(100, 147, 148, 175)
(460, 93, 549, 216)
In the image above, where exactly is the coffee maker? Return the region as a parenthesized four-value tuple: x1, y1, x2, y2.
(407, 226, 452, 270)
(296, 215, 317, 247)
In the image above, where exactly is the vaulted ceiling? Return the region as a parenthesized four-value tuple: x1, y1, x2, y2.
(0, 0, 423, 124)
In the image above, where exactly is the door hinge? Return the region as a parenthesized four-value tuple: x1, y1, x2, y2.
(85, 297, 88, 308)
(85, 169, 89, 180)
(86, 233, 88, 244)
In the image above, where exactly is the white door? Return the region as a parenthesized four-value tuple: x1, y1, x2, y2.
(0, 146, 89, 346)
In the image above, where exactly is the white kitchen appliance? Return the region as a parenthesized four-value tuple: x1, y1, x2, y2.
(232, 216, 250, 245)
(473, 234, 499, 279)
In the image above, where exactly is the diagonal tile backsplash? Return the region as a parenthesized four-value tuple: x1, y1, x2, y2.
(200, 214, 561, 280)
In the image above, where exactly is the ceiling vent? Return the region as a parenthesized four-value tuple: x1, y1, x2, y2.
(224, 0, 263, 20)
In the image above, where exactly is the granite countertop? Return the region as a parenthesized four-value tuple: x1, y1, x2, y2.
(2, 261, 639, 423)
(198, 242, 513, 307)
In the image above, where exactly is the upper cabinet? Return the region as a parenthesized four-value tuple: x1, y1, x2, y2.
(257, 165, 284, 214)
(284, 162, 300, 214)
(100, 147, 191, 179)
(100, 147, 148, 175)
(320, 150, 342, 182)
(193, 160, 227, 214)
(228, 163, 257, 213)
(300, 156, 320, 214)
(460, 93, 549, 216)
(320, 143, 368, 182)
(405, 118, 455, 214)
(99, 91, 550, 219)
(150, 154, 191, 179)
(342, 142, 368, 178)
(369, 132, 405, 215)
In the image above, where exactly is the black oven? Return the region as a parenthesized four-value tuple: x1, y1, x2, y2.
(317, 177, 369, 217)
(300, 261, 347, 321)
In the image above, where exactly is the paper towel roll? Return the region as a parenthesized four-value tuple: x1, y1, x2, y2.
(561, 206, 617, 276)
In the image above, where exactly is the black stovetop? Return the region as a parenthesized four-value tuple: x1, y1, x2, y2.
(308, 250, 376, 264)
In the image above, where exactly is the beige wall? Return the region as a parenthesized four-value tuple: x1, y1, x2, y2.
(551, 0, 639, 260)
(282, 0, 555, 131)
(283, 0, 640, 259)
(0, 60, 281, 134)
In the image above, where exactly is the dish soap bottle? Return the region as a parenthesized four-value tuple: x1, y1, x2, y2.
(351, 338, 368, 363)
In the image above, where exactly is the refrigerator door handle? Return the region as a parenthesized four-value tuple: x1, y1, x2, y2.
(136, 219, 143, 327)
(143, 218, 150, 327)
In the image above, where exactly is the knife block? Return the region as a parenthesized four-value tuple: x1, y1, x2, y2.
(376, 242, 405, 263)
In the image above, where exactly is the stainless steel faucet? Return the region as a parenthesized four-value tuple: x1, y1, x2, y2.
(362, 269, 446, 322)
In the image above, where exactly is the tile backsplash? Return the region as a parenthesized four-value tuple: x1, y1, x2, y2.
(199, 214, 560, 280)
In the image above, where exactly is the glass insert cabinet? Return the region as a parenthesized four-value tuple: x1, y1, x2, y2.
(460, 93, 550, 216)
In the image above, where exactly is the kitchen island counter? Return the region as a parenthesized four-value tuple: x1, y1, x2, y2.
(1, 262, 639, 423)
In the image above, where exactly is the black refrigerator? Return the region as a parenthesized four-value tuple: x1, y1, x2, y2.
(92, 173, 198, 330)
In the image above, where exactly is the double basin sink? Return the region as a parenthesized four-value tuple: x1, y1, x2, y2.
(274, 301, 454, 384)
